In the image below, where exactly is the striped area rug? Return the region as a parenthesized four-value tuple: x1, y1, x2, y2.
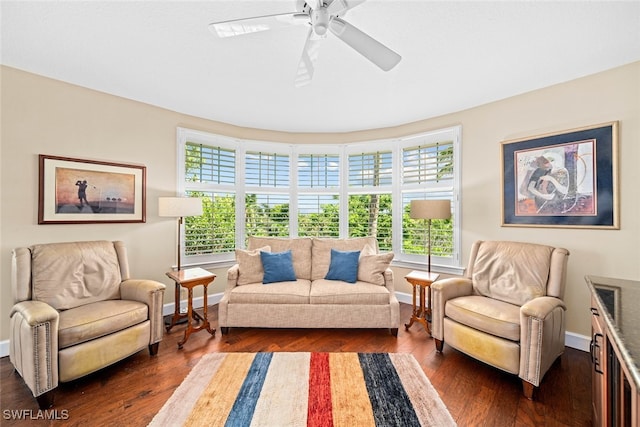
(149, 352, 456, 427)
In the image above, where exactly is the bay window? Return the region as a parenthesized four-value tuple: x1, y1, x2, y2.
(177, 126, 461, 273)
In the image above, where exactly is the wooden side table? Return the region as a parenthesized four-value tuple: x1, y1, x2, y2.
(404, 270, 439, 335)
(165, 267, 216, 349)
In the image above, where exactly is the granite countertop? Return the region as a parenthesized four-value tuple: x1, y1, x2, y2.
(585, 275, 640, 390)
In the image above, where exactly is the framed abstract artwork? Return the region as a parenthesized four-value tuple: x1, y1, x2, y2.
(501, 122, 618, 229)
(38, 154, 146, 224)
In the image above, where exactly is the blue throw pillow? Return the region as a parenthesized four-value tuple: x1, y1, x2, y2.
(325, 249, 361, 283)
(260, 250, 297, 284)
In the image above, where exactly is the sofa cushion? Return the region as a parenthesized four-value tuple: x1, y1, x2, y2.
(31, 241, 122, 311)
(58, 300, 148, 349)
(311, 237, 378, 280)
(249, 237, 312, 280)
(445, 295, 520, 341)
(236, 246, 270, 285)
(261, 250, 297, 284)
(325, 249, 360, 283)
(310, 279, 390, 305)
(228, 280, 311, 304)
(358, 252, 394, 286)
(472, 241, 552, 306)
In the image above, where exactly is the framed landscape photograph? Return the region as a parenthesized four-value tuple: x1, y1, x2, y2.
(501, 122, 618, 229)
(38, 155, 146, 224)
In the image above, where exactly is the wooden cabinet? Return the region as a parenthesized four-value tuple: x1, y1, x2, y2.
(587, 276, 640, 427)
(591, 299, 606, 426)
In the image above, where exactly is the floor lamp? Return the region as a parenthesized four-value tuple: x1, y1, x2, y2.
(158, 197, 203, 271)
(410, 199, 451, 273)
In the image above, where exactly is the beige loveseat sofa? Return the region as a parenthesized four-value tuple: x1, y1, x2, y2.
(218, 237, 400, 335)
(9, 241, 166, 408)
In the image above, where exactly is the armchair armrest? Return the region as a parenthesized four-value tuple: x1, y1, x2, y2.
(520, 296, 566, 319)
(431, 277, 473, 340)
(120, 279, 166, 345)
(9, 301, 59, 397)
(519, 296, 567, 387)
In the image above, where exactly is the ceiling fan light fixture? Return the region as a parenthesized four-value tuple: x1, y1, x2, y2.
(312, 7, 329, 35)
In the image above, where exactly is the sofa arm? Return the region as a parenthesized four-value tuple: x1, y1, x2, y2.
(120, 279, 166, 345)
(519, 296, 567, 387)
(383, 268, 394, 293)
(9, 301, 59, 397)
(226, 264, 240, 289)
(431, 277, 473, 340)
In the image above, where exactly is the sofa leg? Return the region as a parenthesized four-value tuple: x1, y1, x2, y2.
(435, 338, 444, 352)
(221, 327, 229, 335)
(522, 380, 535, 400)
(149, 342, 160, 356)
(36, 390, 55, 409)
(389, 328, 398, 337)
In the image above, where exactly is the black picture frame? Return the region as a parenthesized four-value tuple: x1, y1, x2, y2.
(501, 122, 618, 229)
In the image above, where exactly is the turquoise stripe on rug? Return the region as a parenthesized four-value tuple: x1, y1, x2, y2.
(225, 352, 273, 427)
(359, 353, 421, 427)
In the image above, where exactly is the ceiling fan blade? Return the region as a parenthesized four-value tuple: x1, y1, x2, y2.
(209, 12, 307, 38)
(329, 17, 401, 71)
(327, 0, 367, 16)
(294, 28, 323, 88)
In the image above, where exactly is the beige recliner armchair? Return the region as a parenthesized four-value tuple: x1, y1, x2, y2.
(431, 240, 569, 399)
(9, 240, 166, 409)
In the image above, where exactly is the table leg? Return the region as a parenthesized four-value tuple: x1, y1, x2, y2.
(419, 285, 431, 335)
(177, 288, 194, 349)
(166, 282, 183, 332)
(405, 283, 418, 330)
(202, 284, 215, 336)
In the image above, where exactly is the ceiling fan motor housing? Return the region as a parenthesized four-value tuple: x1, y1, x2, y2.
(312, 7, 329, 35)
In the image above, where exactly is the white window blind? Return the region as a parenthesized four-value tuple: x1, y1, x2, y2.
(348, 151, 392, 187)
(298, 154, 339, 188)
(298, 194, 340, 237)
(245, 151, 289, 187)
(185, 142, 235, 184)
(184, 190, 236, 256)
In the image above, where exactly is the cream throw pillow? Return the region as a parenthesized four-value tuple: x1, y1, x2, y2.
(236, 246, 270, 285)
(357, 244, 394, 286)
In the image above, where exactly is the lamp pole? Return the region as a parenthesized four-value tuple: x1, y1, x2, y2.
(427, 218, 432, 273)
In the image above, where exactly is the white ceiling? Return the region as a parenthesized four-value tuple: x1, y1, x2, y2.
(2, 1, 639, 133)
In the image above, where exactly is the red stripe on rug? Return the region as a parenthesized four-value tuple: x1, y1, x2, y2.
(307, 352, 334, 427)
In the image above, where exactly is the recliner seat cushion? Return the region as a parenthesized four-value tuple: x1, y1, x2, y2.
(445, 295, 520, 341)
(58, 300, 148, 349)
(310, 279, 390, 305)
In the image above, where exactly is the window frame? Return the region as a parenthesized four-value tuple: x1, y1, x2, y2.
(176, 126, 462, 274)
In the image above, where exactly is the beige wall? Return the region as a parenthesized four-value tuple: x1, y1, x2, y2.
(1, 62, 638, 343)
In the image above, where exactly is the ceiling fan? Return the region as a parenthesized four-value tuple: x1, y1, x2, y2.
(208, 0, 401, 87)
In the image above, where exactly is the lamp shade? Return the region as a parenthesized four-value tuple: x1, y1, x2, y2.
(410, 199, 451, 220)
(158, 197, 203, 218)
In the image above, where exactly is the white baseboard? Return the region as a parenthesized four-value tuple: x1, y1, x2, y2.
(0, 292, 590, 358)
(162, 292, 223, 317)
(565, 331, 590, 352)
(0, 340, 8, 359)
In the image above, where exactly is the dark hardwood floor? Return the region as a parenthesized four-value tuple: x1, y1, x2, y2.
(1, 303, 591, 426)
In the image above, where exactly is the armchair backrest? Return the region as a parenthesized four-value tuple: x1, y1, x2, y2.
(466, 240, 569, 306)
(12, 241, 130, 310)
